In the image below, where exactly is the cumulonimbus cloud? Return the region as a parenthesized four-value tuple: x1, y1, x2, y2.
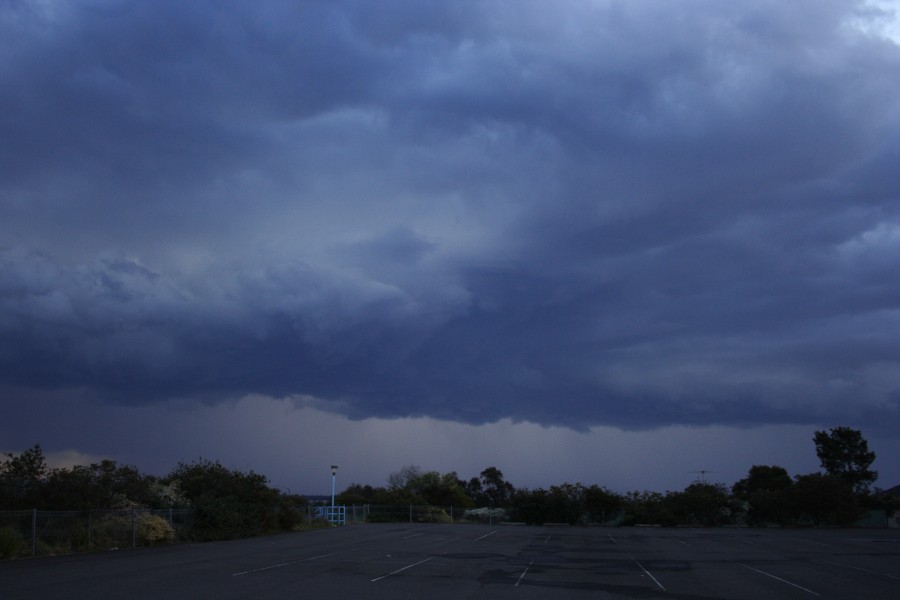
(1, 0, 898, 433)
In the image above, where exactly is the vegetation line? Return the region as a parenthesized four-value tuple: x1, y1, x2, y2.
(1, 426, 896, 561)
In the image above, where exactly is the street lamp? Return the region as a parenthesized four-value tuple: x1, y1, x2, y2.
(330, 465, 338, 509)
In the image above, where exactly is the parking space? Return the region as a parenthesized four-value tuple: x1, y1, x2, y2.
(1, 524, 898, 598)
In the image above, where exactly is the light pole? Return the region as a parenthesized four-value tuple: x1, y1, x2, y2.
(330, 465, 338, 509)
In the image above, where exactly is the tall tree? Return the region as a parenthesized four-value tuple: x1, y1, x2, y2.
(43, 460, 156, 510)
(166, 459, 279, 540)
(791, 473, 860, 526)
(479, 467, 515, 507)
(813, 427, 877, 495)
(0, 444, 48, 509)
(732, 465, 793, 526)
(387, 465, 422, 491)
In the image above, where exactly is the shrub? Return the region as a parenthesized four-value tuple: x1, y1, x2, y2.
(0, 526, 26, 559)
(91, 511, 175, 548)
(137, 514, 176, 545)
(463, 507, 506, 523)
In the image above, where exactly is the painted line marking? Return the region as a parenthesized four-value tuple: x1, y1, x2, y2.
(403, 532, 425, 539)
(475, 530, 497, 541)
(632, 558, 666, 591)
(824, 560, 900, 581)
(738, 563, 820, 595)
(608, 535, 616, 544)
(544, 535, 551, 544)
(371, 557, 434, 582)
(676, 539, 689, 546)
(233, 553, 335, 576)
(515, 560, 534, 587)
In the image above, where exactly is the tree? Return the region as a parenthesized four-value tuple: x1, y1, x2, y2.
(791, 473, 861, 526)
(464, 477, 483, 502)
(337, 483, 380, 505)
(621, 490, 673, 526)
(43, 460, 157, 510)
(544, 483, 586, 524)
(510, 487, 550, 525)
(0, 444, 49, 509)
(379, 467, 473, 507)
(165, 459, 279, 540)
(732, 465, 793, 526)
(666, 482, 734, 526)
(406, 470, 473, 508)
(477, 467, 515, 507)
(583, 485, 623, 525)
(813, 427, 877, 495)
(387, 465, 422, 491)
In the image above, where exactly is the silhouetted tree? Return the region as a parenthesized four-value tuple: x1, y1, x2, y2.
(406, 470, 472, 507)
(337, 483, 380, 505)
(0, 444, 48, 509)
(510, 487, 550, 524)
(478, 467, 515, 507)
(43, 460, 156, 510)
(791, 473, 861, 526)
(732, 465, 793, 526)
(813, 427, 877, 495)
(165, 459, 279, 540)
(666, 482, 734, 526)
(387, 465, 423, 491)
(583, 484, 624, 524)
(621, 491, 673, 526)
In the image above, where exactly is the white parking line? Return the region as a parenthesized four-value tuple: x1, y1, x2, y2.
(823, 560, 900, 581)
(738, 563, 820, 595)
(371, 557, 434, 582)
(515, 560, 534, 587)
(403, 532, 425, 539)
(475, 530, 497, 541)
(608, 535, 616, 544)
(232, 552, 336, 576)
(632, 558, 666, 591)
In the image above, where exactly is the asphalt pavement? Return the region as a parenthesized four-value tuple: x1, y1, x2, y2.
(1, 524, 898, 599)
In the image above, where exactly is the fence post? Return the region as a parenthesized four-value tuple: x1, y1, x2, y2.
(131, 509, 136, 548)
(31, 509, 37, 557)
(450, 506, 453, 524)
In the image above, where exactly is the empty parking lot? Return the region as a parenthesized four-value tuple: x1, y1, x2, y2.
(1, 524, 898, 599)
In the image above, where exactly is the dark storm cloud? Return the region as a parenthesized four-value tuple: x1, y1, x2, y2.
(1, 0, 898, 431)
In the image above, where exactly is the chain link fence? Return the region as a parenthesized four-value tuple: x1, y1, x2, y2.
(335, 505, 511, 525)
(0, 509, 195, 559)
(2, 505, 513, 558)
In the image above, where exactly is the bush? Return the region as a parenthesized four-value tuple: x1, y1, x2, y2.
(414, 507, 451, 523)
(91, 512, 175, 548)
(463, 507, 507, 523)
(138, 514, 176, 545)
(0, 526, 26, 559)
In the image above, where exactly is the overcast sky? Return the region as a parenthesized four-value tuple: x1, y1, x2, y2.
(2, 0, 899, 496)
